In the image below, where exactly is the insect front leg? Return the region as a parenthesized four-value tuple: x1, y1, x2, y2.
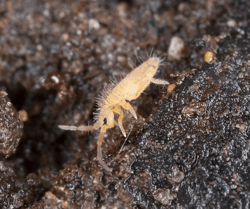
(112, 105, 126, 137)
(151, 78, 169, 85)
(121, 100, 137, 119)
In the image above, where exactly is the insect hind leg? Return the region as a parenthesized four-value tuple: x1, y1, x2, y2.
(151, 78, 169, 85)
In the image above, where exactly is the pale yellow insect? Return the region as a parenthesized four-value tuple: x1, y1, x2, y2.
(58, 56, 169, 172)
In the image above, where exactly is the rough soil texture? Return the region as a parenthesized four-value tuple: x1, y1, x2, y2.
(0, 91, 23, 158)
(0, 0, 250, 208)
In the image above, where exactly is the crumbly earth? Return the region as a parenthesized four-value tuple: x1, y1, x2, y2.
(0, 91, 23, 158)
(0, 0, 250, 208)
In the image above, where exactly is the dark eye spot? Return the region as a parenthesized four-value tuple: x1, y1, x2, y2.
(103, 118, 107, 125)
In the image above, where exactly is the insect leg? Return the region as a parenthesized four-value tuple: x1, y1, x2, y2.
(112, 106, 126, 137)
(58, 123, 100, 131)
(97, 126, 111, 172)
(121, 100, 137, 119)
(151, 78, 169, 85)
